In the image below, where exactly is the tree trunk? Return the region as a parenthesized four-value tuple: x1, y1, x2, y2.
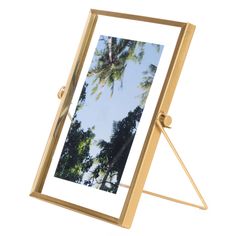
(99, 135, 134, 191)
(108, 36, 113, 63)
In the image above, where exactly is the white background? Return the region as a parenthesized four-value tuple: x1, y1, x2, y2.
(0, 0, 236, 235)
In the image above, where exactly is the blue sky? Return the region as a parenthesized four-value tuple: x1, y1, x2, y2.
(73, 36, 164, 157)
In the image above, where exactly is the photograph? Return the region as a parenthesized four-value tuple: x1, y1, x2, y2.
(29, 9, 195, 227)
(54, 35, 164, 193)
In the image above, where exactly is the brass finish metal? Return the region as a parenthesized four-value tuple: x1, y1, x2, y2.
(30, 9, 202, 229)
(120, 113, 208, 211)
(57, 86, 66, 99)
(120, 183, 207, 209)
(53, 98, 208, 211)
(119, 21, 196, 229)
(57, 86, 72, 120)
(31, 10, 98, 195)
(159, 113, 172, 128)
(30, 192, 119, 225)
(155, 113, 207, 210)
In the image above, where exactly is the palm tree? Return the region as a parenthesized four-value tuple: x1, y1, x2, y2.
(54, 120, 95, 183)
(139, 64, 157, 106)
(87, 106, 143, 193)
(87, 36, 145, 98)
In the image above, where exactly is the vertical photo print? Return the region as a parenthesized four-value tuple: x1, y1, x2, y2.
(54, 35, 164, 193)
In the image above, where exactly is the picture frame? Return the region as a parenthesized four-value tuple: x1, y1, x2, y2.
(30, 9, 195, 228)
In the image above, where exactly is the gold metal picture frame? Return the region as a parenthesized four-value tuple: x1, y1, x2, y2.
(30, 9, 207, 228)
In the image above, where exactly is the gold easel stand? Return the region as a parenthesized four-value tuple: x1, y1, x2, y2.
(121, 113, 208, 210)
(57, 87, 208, 211)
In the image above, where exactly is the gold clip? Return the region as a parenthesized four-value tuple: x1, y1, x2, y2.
(57, 86, 72, 120)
